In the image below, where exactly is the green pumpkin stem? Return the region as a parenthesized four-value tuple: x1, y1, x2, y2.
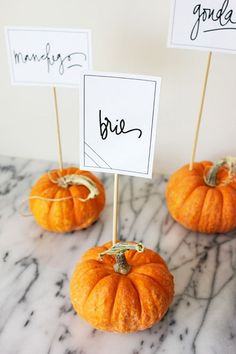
(204, 157, 236, 187)
(99, 242, 145, 275)
(48, 172, 99, 201)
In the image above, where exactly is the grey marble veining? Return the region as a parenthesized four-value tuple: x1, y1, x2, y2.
(0, 155, 236, 354)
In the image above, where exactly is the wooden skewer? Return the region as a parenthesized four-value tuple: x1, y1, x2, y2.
(53, 87, 63, 171)
(112, 174, 119, 245)
(189, 51, 212, 170)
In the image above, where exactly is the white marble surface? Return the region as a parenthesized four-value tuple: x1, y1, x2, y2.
(0, 155, 236, 354)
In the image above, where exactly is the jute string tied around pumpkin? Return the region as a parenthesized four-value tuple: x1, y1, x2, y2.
(204, 156, 236, 187)
(99, 242, 145, 275)
(19, 172, 100, 217)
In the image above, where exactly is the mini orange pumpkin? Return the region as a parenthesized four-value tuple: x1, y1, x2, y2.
(29, 167, 105, 232)
(166, 157, 236, 234)
(70, 242, 174, 333)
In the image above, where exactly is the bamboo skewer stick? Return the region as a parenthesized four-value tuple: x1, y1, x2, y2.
(189, 51, 212, 170)
(112, 174, 119, 245)
(52, 87, 63, 171)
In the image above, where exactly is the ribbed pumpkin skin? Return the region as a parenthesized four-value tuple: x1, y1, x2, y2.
(166, 161, 236, 234)
(70, 242, 174, 333)
(29, 167, 105, 233)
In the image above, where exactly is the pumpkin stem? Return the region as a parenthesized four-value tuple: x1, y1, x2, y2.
(204, 156, 236, 187)
(48, 172, 99, 202)
(99, 242, 145, 275)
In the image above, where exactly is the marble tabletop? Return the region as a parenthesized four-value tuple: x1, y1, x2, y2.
(0, 155, 236, 354)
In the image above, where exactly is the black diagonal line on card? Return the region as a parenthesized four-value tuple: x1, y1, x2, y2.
(85, 152, 100, 167)
(85, 142, 112, 168)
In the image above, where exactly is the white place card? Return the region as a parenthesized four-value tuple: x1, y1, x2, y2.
(168, 0, 236, 53)
(80, 72, 161, 178)
(5, 27, 92, 87)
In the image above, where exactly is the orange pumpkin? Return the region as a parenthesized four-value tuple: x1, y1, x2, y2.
(70, 242, 174, 333)
(166, 157, 236, 234)
(29, 167, 105, 232)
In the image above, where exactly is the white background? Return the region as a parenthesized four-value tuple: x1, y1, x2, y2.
(1, 0, 236, 175)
